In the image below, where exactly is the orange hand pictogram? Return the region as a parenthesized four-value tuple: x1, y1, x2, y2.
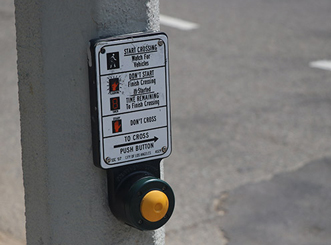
(114, 120, 121, 133)
(111, 81, 119, 91)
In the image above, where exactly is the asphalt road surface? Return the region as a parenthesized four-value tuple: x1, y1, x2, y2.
(160, 0, 331, 244)
(1, 0, 331, 244)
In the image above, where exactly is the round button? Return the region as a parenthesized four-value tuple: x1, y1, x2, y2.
(140, 190, 169, 222)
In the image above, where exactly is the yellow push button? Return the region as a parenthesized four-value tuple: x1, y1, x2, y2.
(140, 190, 169, 222)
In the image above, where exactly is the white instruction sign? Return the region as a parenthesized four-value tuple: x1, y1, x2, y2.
(92, 32, 171, 169)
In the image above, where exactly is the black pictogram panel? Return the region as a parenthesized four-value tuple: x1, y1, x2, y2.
(110, 97, 120, 111)
(112, 119, 122, 133)
(107, 52, 120, 70)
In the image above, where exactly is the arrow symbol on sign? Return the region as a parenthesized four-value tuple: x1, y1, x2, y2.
(114, 136, 159, 148)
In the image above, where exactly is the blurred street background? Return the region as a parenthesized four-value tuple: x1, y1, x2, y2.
(1, 0, 331, 244)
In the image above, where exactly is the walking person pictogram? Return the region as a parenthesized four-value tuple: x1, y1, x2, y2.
(107, 52, 120, 70)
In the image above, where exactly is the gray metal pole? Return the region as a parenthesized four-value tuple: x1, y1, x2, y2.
(15, 0, 163, 244)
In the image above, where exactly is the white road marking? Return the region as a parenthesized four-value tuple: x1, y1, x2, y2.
(309, 60, 331, 71)
(160, 14, 199, 31)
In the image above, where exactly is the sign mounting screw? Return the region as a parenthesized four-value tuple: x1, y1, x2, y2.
(105, 157, 111, 163)
(158, 40, 163, 46)
(162, 146, 167, 153)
